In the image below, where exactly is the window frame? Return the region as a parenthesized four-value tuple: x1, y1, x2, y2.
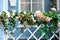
(18, 0, 44, 12)
(57, 0, 59, 11)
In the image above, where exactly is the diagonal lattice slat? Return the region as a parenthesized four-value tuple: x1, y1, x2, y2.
(4, 24, 59, 40)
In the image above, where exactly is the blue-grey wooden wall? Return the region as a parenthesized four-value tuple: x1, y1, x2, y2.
(0, 0, 51, 39)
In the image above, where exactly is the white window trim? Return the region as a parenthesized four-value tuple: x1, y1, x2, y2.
(31, 0, 32, 12)
(57, 0, 59, 11)
(18, 0, 21, 12)
(3, 0, 8, 11)
(42, 0, 44, 11)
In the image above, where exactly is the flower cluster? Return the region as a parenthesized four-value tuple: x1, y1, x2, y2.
(34, 11, 52, 22)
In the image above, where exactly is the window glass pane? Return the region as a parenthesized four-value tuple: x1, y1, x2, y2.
(32, 3, 42, 12)
(32, 3, 37, 12)
(21, 0, 31, 2)
(20, 0, 43, 12)
(21, 3, 31, 11)
(32, 0, 42, 2)
(37, 3, 42, 11)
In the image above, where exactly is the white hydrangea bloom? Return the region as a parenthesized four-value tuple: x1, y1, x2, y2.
(24, 11, 26, 14)
(34, 11, 42, 17)
(6, 13, 10, 18)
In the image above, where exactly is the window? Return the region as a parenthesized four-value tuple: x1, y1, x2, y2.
(19, 0, 44, 12)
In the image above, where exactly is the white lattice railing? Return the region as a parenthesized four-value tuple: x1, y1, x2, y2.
(4, 24, 59, 40)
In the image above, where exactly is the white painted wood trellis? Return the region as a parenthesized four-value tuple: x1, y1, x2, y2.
(4, 24, 59, 40)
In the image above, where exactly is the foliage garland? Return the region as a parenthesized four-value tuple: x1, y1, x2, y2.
(0, 10, 60, 40)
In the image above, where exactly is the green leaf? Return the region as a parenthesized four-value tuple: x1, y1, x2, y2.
(39, 28, 45, 35)
(58, 17, 60, 21)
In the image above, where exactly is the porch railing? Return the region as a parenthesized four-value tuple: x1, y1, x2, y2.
(4, 24, 59, 40)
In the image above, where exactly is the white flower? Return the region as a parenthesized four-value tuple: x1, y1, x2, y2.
(18, 10, 22, 13)
(51, 8, 56, 11)
(6, 13, 11, 18)
(12, 12, 15, 16)
(33, 20, 36, 22)
(18, 25, 24, 28)
(4, 10, 11, 18)
(24, 11, 26, 14)
(34, 11, 42, 17)
(12, 10, 16, 16)
(30, 15, 34, 20)
(12, 9, 16, 12)
(5, 19, 9, 21)
(30, 15, 33, 17)
(34, 11, 41, 15)
(6, 30, 9, 33)
(4, 10, 10, 14)
(0, 12, 2, 15)
(35, 11, 41, 13)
